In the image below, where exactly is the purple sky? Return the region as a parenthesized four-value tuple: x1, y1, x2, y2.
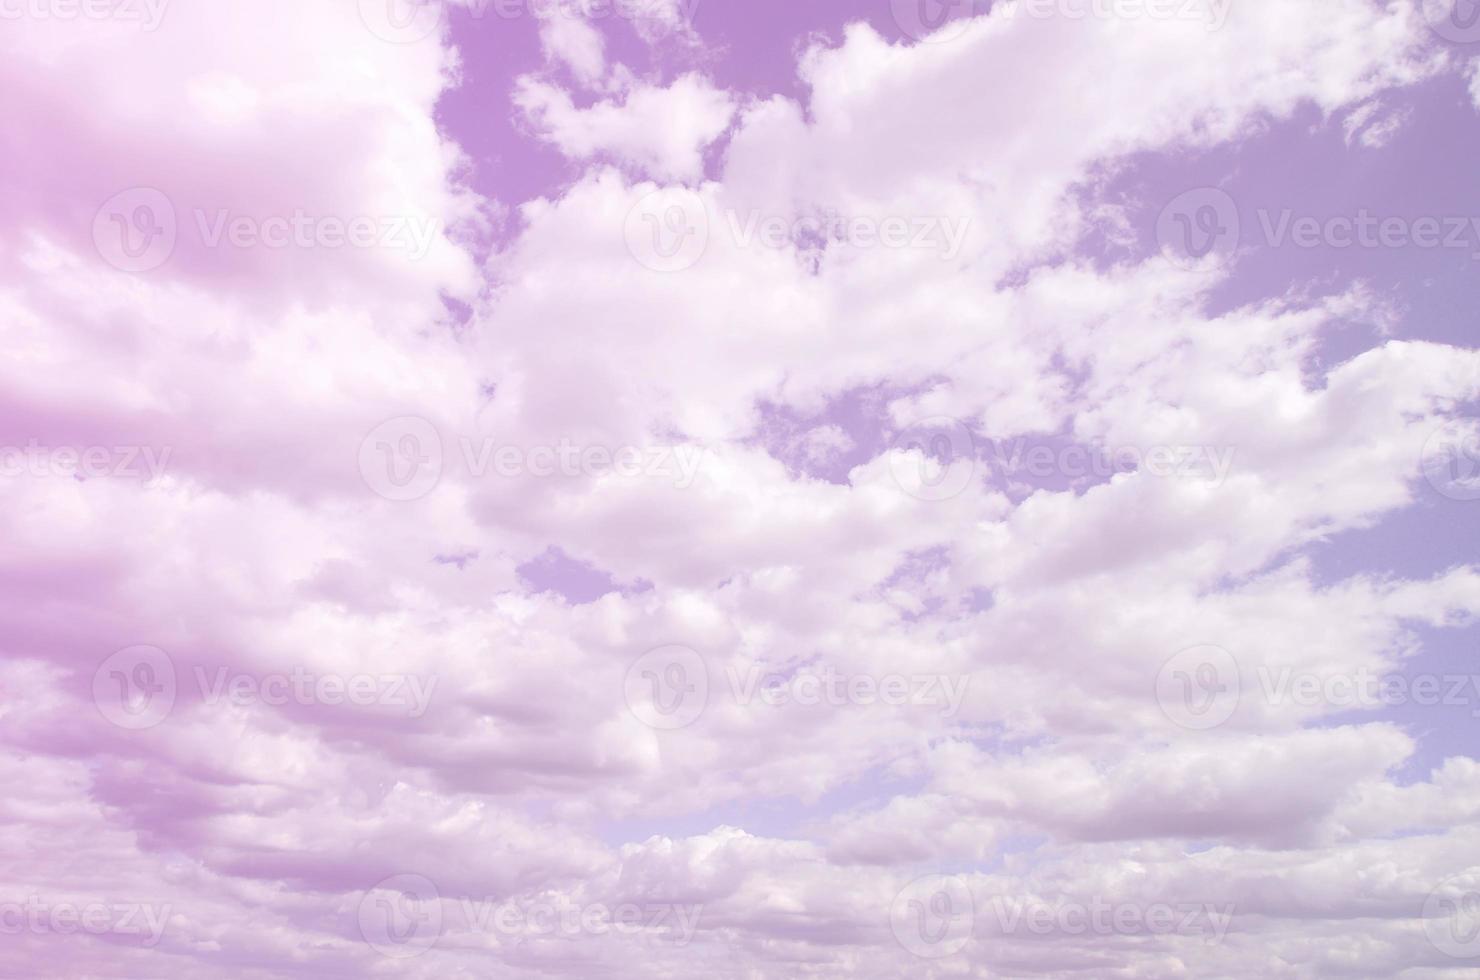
(1, 0, 1479, 976)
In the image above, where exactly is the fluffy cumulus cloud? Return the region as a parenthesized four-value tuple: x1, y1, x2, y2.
(2, 0, 1479, 976)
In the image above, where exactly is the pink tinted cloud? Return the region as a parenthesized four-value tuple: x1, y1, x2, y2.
(1, 0, 1479, 977)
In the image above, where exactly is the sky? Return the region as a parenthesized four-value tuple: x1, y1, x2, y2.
(1, 0, 1480, 976)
